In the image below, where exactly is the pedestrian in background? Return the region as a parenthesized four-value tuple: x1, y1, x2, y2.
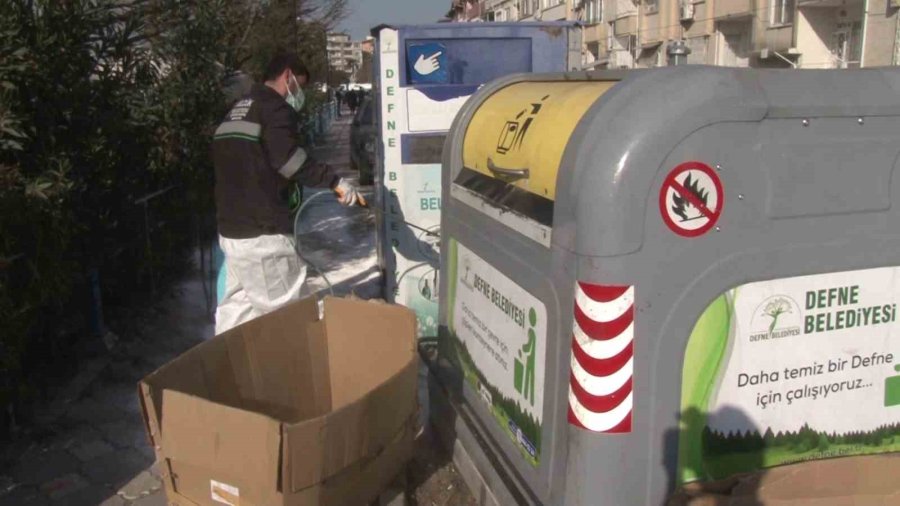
(335, 87, 344, 117)
(347, 89, 360, 115)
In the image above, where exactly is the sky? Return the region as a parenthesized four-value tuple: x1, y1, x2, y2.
(337, 0, 449, 40)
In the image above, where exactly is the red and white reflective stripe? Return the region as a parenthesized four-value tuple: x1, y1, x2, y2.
(568, 282, 634, 433)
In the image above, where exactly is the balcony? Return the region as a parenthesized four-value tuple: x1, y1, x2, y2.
(798, 0, 860, 6)
(761, 24, 794, 52)
(714, 0, 754, 19)
(542, 2, 568, 21)
(613, 15, 638, 35)
(607, 0, 637, 21)
(582, 23, 607, 43)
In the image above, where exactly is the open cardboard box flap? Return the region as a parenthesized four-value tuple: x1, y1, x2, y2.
(284, 361, 418, 492)
(669, 454, 900, 506)
(139, 296, 418, 506)
(161, 389, 283, 503)
(286, 297, 418, 491)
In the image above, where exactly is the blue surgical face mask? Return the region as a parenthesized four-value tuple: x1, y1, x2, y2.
(286, 74, 305, 112)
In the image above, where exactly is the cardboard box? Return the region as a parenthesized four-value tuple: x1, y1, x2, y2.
(668, 454, 900, 506)
(139, 297, 418, 506)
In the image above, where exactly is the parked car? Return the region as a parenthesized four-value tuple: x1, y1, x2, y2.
(349, 94, 377, 185)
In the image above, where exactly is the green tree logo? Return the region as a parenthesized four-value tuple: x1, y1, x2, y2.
(750, 295, 802, 342)
(884, 364, 900, 407)
(514, 308, 537, 406)
(764, 298, 791, 336)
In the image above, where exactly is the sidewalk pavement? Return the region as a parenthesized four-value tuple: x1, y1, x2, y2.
(296, 113, 381, 299)
(0, 111, 380, 506)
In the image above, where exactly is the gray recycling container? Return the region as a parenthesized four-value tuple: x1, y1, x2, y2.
(433, 66, 900, 505)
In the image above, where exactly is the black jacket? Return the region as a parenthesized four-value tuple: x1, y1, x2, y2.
(213, 84, 340, 239)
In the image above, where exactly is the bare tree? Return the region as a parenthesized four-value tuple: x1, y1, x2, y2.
(299, 0, 349, 29)
(237, 0, 350, 80)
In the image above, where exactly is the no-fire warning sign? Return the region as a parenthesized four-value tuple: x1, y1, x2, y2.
(659, 161, 724, 238)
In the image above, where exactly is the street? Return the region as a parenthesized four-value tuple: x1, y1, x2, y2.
(0, 112, 473, 506)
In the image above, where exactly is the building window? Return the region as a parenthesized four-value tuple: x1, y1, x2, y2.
(769, 0, 794, 25)
(831, 21, 863, 68)
(608, 31, 637, 68)
(586, 0, 603, 23)
(484, 10, 496, 21)
(686, 35, 709, 64)
(645, 0, 659, 13)
(520, 0, 535, 16)
(496, 9, 507, 21)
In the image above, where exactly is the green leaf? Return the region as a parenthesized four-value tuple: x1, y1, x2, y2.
(2, 140, 23, 151)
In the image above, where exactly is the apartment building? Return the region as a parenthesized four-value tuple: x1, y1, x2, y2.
(361, 36, 376, 55)
(520, 0, 573, 20)
(450, 0, 900, 68)
(795, 0, 899, 68)
(448, 0, 483, 21)
(482, 0, 519, 21)
(574, 0, 608, 67)
(326, 32, 363, 77)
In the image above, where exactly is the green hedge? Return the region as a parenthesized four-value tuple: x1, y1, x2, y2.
(0, 0, 344, 432)
(0, 0, 233, 425)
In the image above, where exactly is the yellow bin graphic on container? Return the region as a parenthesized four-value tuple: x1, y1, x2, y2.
(462, 81, 617, 201)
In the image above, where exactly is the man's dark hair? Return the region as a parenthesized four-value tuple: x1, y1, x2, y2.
(263, 51, 311, 82)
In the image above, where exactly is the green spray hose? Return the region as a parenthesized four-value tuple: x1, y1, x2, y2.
(297, 189, 444, 354)
(295, 187, 445, 352)
(293, 189, 335, 297)
(293, 186, 442, 302)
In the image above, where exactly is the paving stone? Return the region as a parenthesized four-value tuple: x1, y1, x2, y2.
(106, 362, 146, 384)
(139, 352, 176, 372)
(63, 399, 127, 426)
(379, 486, 407, 506)
(154, 334, 203, 355)
(131, 490, 167, 506)
(118, 339, 156, 358)
(50, 485, 116, 506)
(117, 471, 161, 501)
(45, 425, 104, 453)
(97, 421, 147, 449)
(134, 442, 156, 462)
(0, 475, 15, 493)
(80, 449, 150, 490)
(0, 486, 50, 506)
(70, 439, 115, 463)
(147, 462, 164, 480)
(14, 443, 45, 460)
(13, 449, 82, 486)
(33, 407, 68, 428)
(26, 428, 67, 453)
(91, 384, 142, 417)
(40, 473, 90, 501)
(132, 431, 153, 453)
(119, 398, 144, 418)
(52, 358, 111, 406)
(98, 495, 126, 506)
